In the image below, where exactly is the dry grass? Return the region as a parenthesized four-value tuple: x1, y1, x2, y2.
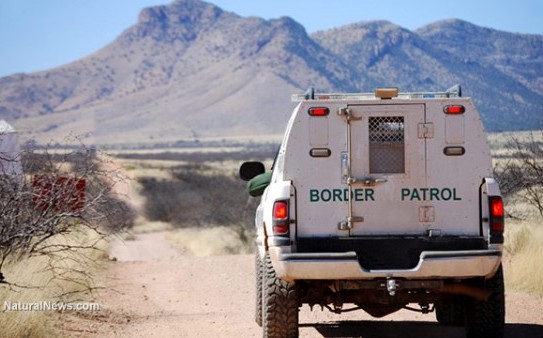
(166, 225, 255, 256)
(0, 228, 108, 337)
(131, 220, 174, 235)
(490, 131, 543, 295)
(504, 220, 543, 295)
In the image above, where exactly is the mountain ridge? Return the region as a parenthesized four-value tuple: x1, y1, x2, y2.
(1, 0, 541, 145)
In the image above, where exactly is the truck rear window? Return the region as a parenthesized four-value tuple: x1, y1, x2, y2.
(369, 116, 405, 174)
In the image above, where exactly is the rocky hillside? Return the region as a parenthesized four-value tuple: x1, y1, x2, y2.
(312, 19, 543, 130)
(1, 0, 541, 145)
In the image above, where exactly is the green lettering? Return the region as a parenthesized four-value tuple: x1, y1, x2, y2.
(310, 189, 319, 202)
(401, 188, 410, 201)
(441, 188, 452, 201)
(365, 189, 375, 201)
(321, 189, 331, 202)
(410, 189, 421, 201)
(333, 189, 342, 202)
(309, 188, 378, 203)
(420, 188, 429, 200)
(453, 188, 462, 201)
(430, 188, 440, 201)
(354, 189, 364, 201)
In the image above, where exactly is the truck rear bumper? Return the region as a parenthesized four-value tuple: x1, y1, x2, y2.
(270, 248, 501, 281)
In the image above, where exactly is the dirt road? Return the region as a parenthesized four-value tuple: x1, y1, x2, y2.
(60, 232, 543, 337)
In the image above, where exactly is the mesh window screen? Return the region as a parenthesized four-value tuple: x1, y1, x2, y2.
(369, 116, 405, 173)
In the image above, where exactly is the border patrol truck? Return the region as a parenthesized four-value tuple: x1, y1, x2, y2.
(240, 86, 505, 338)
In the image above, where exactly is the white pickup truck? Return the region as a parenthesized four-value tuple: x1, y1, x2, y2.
(240, 86, 505, 338)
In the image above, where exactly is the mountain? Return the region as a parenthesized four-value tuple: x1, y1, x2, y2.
(0, 0, 542, 145)
(417, 19, 543, 96)
(415, 19, 543, 129)
(312, 19, 543, 131)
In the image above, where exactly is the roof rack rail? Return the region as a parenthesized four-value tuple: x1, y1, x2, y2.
(292, 85, 463, 102)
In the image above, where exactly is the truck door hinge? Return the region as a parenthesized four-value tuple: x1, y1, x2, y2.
(418, 123, 434, 139)
(337, 107, 361, 121)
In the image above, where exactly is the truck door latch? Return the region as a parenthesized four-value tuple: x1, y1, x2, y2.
(338, 216, 364, 230)
(348, 177, 388, 186)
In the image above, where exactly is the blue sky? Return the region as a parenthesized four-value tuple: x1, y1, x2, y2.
(0, 0, 541, 78)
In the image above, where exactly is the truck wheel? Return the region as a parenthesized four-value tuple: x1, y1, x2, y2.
(262, 252, 299, 338)
(435, 297, 466, 326)
(255, 252, 263, 327)
(465, 265, 505, 338)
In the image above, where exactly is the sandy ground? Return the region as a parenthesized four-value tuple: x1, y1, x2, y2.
(58, 231, 543, 337)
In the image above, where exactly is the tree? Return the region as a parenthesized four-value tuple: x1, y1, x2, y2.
(0, 141, 134, 287)
(494, 130, 543, 219)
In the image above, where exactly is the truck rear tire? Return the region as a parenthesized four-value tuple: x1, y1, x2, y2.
(255, 252, 263, 327)
(262, 252, 299, 338)
(465, 265, 505, 338)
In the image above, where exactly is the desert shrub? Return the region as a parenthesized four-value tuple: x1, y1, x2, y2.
(0, 141, 135, 336)
(494, 130, 543, 219)
(493, 131, 543, 295)
(0, 142, 134, 286)
(139, 167, 258, 228)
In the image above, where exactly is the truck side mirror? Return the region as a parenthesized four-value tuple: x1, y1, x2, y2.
(239, 161, 265, 181)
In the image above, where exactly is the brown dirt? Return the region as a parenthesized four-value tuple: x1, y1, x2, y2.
(58, 231, 543, 337)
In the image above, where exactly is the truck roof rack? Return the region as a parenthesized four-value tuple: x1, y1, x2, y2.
(292, 85, 462, 102)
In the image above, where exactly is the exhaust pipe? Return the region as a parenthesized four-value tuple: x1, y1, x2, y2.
(441, 283, 492, 301)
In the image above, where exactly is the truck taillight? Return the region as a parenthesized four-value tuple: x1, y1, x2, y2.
(308, 107, 329, 116)
(444, 105, 465, 114)
(489, 196, 505, 243)
(273, 200, 289, 235)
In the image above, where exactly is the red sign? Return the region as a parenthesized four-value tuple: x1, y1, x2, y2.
(32, 176, 86, 212)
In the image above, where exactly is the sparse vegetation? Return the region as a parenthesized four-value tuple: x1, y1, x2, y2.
(1, 144, 134, 280)
(0, 228, 108, 337)
(139, 165, 254, 226)
(114, 143, 277, 163)
(130, 144, 277, 234)
(492, 130, 543, 295)
(124, 144, 277, 254)
(504, 221, 543, 295)
(0, 141, 134, 337)
(493, 130, 543, 218)
(138, 162, 260, 252)
(166, 225, 255, 256)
